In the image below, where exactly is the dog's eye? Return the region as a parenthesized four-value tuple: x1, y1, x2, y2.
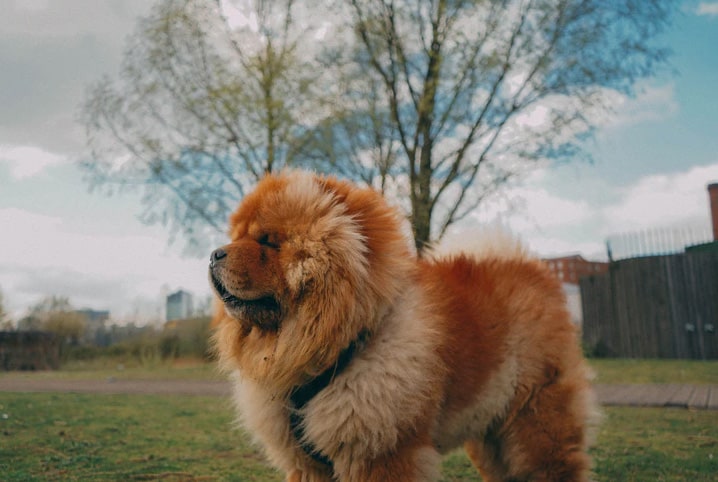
(258, 234, 280, 250)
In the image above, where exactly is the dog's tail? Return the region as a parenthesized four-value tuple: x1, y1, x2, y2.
(426, 224, 529, 262)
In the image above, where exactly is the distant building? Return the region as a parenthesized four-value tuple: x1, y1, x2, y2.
(75, 309, 109, 327)
(166, 290, 193, 321)
(710, 183, 718, 240)
(542, 255, 608, 285)
(75, 309, 110, 344)
(687, 183, 718, 254)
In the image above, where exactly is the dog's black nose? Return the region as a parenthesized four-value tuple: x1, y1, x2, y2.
(210, 248, 227, 267)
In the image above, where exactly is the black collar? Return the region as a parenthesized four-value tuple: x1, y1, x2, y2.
(288, 330, 369, 467)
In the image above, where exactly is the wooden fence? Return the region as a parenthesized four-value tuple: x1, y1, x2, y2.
(580, 251, 718, 359)
(0, 331, 61, 370)
(606, 226, 712, 261)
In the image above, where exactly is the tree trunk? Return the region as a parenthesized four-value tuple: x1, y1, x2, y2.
(412, 162, 433, 253)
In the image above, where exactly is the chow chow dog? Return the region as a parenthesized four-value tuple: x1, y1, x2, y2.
(210, 170, 595, 482)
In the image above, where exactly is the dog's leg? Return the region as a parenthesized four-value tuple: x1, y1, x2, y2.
(333, 442, 441, 482)
(494, 379, 593, 482)
(463, 438, 509, 482)
(286, 468, 334, 482)
(286, 470, 302, 482)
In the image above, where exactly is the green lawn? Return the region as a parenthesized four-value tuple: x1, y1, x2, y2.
(1, 392, 716, 481)
(1, 358, 717, 480)
(0, 392, 272, 481)
(588, 359, 718, 385)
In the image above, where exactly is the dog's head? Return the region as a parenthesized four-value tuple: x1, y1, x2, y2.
(209, 170, 414, 386)
(209, 171, 371, 333)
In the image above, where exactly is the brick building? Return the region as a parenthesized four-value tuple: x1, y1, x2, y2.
(709, 183, 718, 241)
(542, 255, 608, 285)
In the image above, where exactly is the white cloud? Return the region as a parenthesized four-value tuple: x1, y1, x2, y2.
(512, 186, 591, 229)
(220, 0, 259, 31)
(598, 83, 679, 130)
(0, 207, 210, 320)
(1, 0, 149, 38)
(0, 2, 150, 154)
(456, 161, 718, 260)
(0, 145, 67, 179)
(515, 105, 551, 129)
(453, 168, 601, 259)
(523, 235, 605, 260)
(467, 169, 591, 231)
(601, 163, 718, 233)
(508, 81, 678, 145)
(15, 0, 50, 13)
(696, 2, 718, 16)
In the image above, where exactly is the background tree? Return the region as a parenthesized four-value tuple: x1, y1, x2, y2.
(81, 0, 676, 252)
(0, 287, 12, 330)
(17, 296, 86, 344)
(328, 0, 676, 250)
(81, 0, 326, 252)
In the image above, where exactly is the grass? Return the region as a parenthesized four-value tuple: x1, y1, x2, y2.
(0, 392, 272, 481)
(592, 407, 718, 482)
(1, 358, 717, 480)
(1, 393, 716, 481)
(588, 359, 718, 385)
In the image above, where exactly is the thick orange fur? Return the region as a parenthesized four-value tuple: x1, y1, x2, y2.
(210, 170, 596, 482)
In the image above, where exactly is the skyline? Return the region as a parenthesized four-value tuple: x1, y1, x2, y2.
(1, 0, 718, 321)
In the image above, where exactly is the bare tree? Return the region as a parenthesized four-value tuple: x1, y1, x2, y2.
(0, 287, 12, 330)
(16, 296, 86, 343)
(80, 0, 325, 252)
(332, 0, 675, 251)
(81, 0, 675, 253)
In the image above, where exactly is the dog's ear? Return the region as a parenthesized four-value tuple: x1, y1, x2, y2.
(316, 175, 354, 206)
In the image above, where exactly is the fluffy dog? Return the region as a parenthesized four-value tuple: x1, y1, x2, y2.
(210, 170, 596, 482)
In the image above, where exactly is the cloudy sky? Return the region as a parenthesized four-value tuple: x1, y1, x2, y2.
(1, 1, 718, 321)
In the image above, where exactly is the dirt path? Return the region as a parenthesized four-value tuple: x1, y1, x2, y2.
(595, 383, 718, 410)
(1, 378, 717, 409)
